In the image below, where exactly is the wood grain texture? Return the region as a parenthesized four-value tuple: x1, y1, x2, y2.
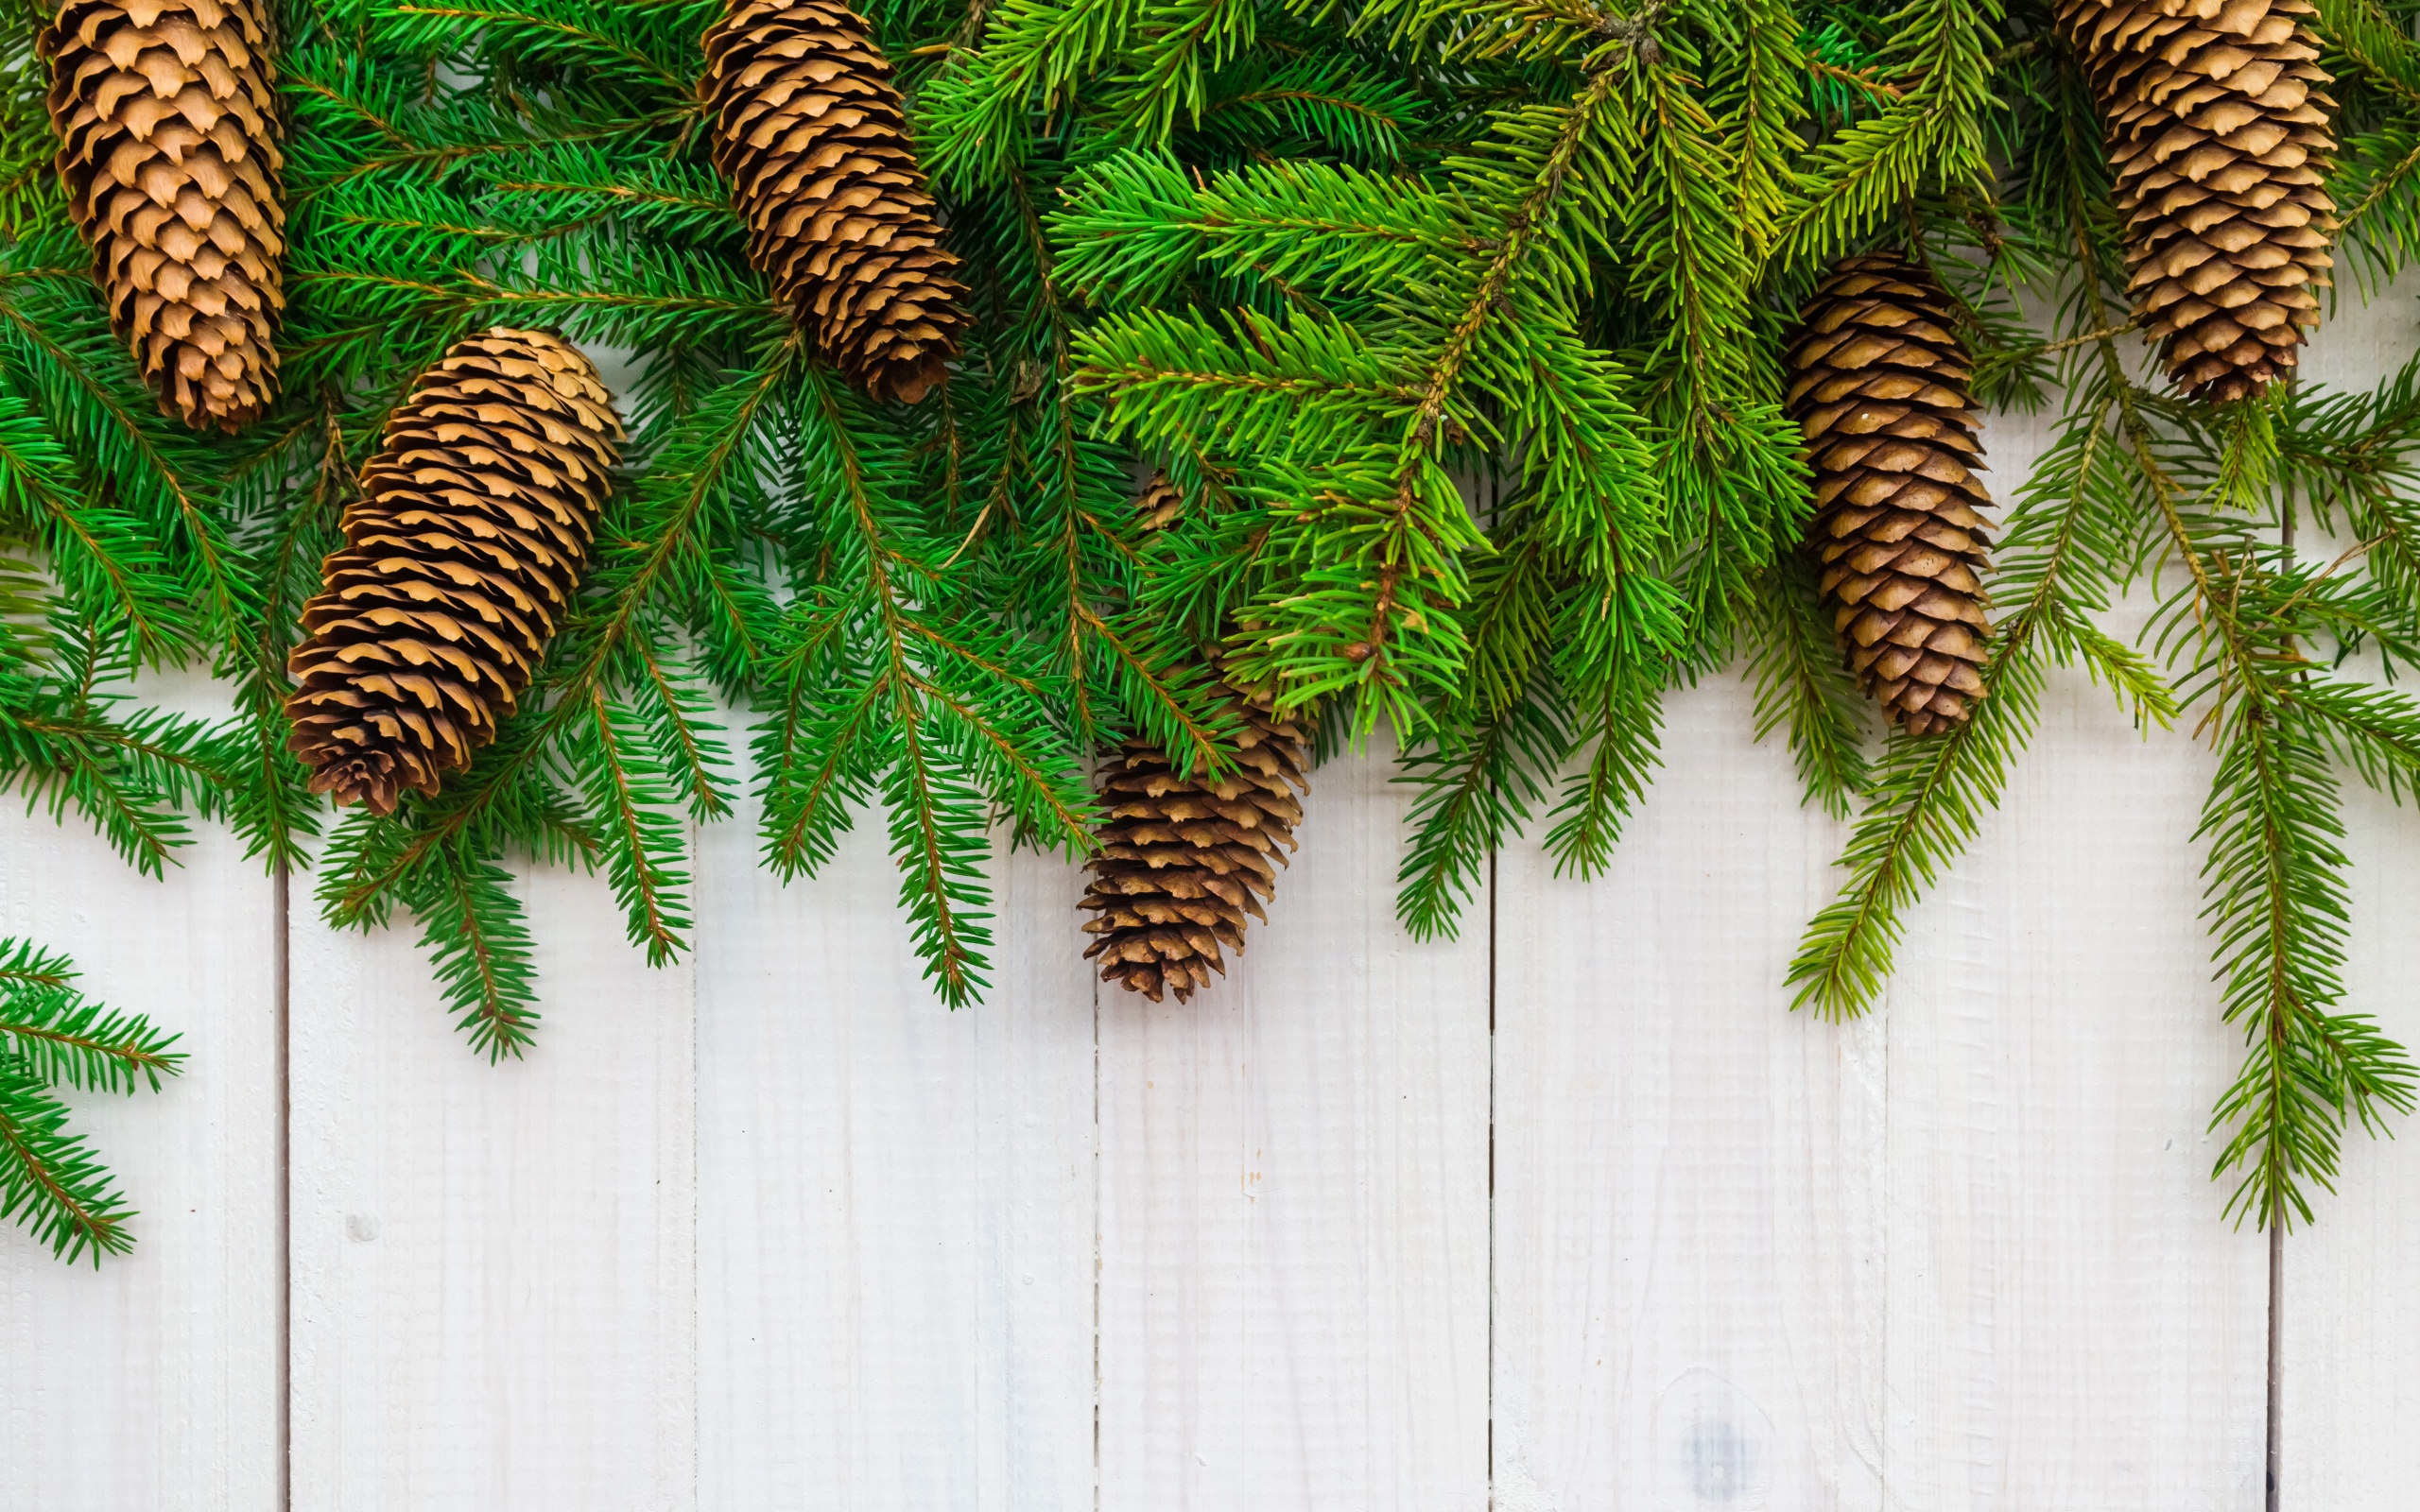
(2278, 779, 2420, 1511)
(1095, 743, 1491, 1511)
(1492, 403, 2266, 1510)
(695, 812, 1098, 1511)
(48, 303, 2420, 1503)
(1489, 675, 1889, 1512)
(1876, 404, 2267, 1506)
(0, 674, 280, 1512)
(2278, 284, 2420, 1512)
(286, 865, 697, 1510)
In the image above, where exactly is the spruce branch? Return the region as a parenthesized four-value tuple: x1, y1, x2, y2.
(1767, 0, 2002, 273)
(1745, 557, 1872, 819)
(0, 939, 182, 1263)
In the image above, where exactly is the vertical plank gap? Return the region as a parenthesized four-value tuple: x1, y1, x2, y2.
(690, 816, 704, 1510)
(2267, 1216, 2282, 1510)
(2273, 416, 2291, 1512)
(274, 856, 292, 1512)
(1092, 958, 1104, 1512)
(1485, 841, 1497, 1501)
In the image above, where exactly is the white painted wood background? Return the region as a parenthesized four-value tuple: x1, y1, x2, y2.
(9, 300, 2420, 1510)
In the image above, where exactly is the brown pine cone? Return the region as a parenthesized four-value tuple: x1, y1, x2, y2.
(1078, 474, 1305, 1003)
(1080, 685, 1308, 1004)
(700, 0, 972, 404)
(42, 0, 286, 431)
(1784, 252, 1995, 737)
(285, 330, 624, 815)
(2057, 0, 2337, 403)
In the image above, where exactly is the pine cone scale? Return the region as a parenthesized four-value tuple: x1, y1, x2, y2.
(285, 330, 625, 815)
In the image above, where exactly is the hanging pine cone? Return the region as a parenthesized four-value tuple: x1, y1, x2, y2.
(42, 0, 286, 431)
(284, 330, 624, 815)
(1080, 687, 1308, 1004)
(1784, 253, 1994, 737)
(700, 0, 972, 404)
(1079, 477, 1307, 1004)
(2057, 0, 2337, 403)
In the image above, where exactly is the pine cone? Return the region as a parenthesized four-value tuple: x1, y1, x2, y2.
(285, 330, 624, 815)
(42, 0, 286, 432)
(1784, 253, 1994, 737)
(2057, 0, 2337, 403)
(1080, 686, 1308, 1004)
(1079, 475, 1306, 1003)
(700, 0, 972, 404)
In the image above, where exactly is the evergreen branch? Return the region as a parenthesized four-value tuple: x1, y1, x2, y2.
(0, 1061, 137, 1263)
(402, 842, 541, 1058)
(575, 687, 692, 964)
(2200, 691, 2417, 1228)
(1542, 657, 1663, 877)
(1394, 682, 1565, 939)
(1789, 618, 2045, 1019)
(384, 0, 702, 93)
(925, 0, 1150, 189)
(0, 937, 181, 1263)
(0, 943, 182, 1095)
(1104, 0, 1256, 142)
(1766, 0, 2001, 273)
(1744, 557, 1871, 818)
(0, 290, 251, 652)
(1262, 71, 1633, 730)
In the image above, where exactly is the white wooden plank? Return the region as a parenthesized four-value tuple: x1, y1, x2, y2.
(695, 811, 1098, 1511)
(1875, 574, 2266, 1502)
(1493, 400, 2269, 1507)
(1095, 743, 1492, 1510)
(286, 862, 698, 1509)
(2277, 778, 2420, 1511)
(1489, 676, 1889, 1511)
(2274, 280, 2420, 1512)
(0, 673, 281, 1512)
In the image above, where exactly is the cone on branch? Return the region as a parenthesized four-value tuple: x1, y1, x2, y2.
(2057, 0, 2338, 403)
(1784, 252, 1995, 737)
(700, 0, 972, 404)
(284, 329, 624, 815)
(1079, 477, 1308, 1004)
(42, 0, 286, 431)
(1080, 686, 1308, 1004)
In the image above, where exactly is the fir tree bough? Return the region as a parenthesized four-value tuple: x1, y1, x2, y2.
(0, 937, 184, 1263)
(5, 0, 2420, 1234)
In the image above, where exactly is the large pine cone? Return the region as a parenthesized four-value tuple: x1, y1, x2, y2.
(2057, 0, 2337, 403)
(285, 330, 624, 815)
(700, 0, 972, 404)
(42, 0, 285, 431)
(1785, 253, 1994, 737)
(1080, 686, 1308, 1004)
